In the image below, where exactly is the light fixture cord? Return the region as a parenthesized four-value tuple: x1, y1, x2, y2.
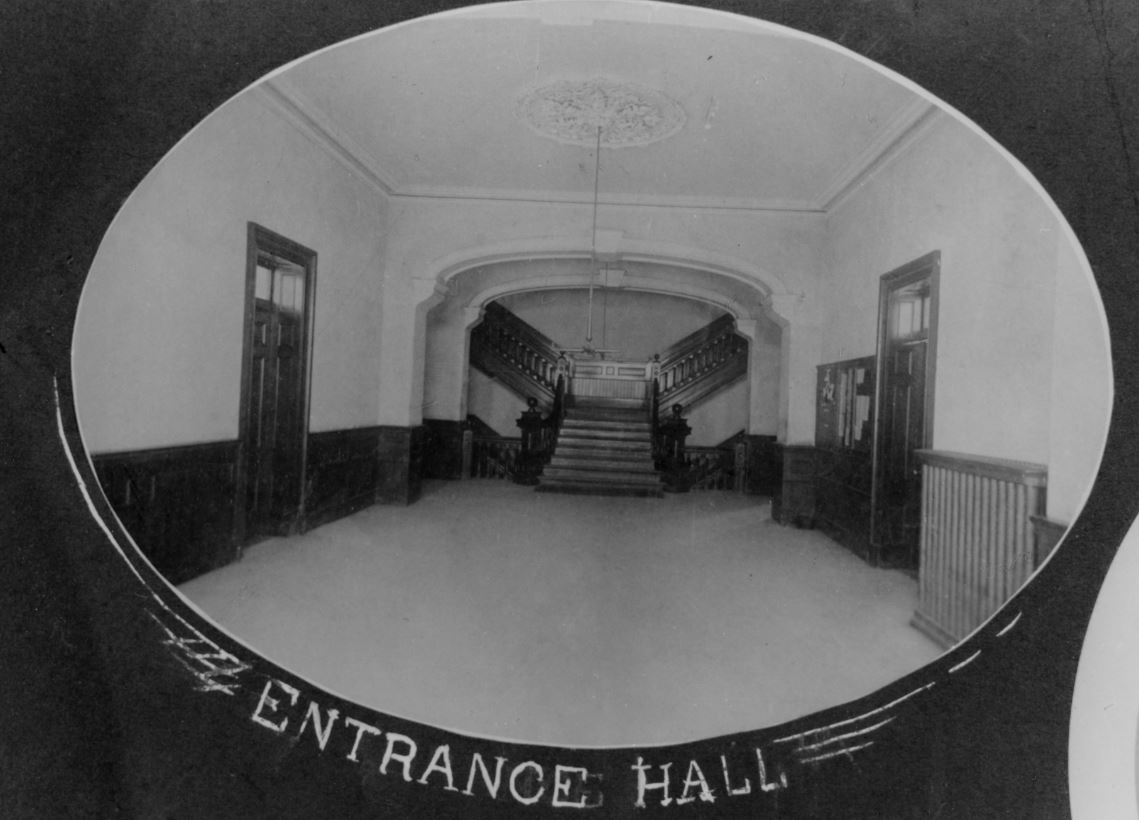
(587, 125, 601, 344)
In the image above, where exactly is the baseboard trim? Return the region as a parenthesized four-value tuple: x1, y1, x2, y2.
(910, 609, 957, 650)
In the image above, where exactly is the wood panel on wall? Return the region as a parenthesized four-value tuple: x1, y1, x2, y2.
(303, 427, 382, 531)
(93, 425, 431, 585)
(92, 441, 239, 585)
(743, 434, 780, 496)
(376, 425, 425, 504)
(421, 419, 466, 480)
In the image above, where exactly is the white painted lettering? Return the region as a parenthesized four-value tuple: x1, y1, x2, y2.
(676, 760, 715, 805)
(297, 701, 340, 751)
(417, 744, 459, 791)
(581, 772, 605, 809)
(463, 753, 507, 798)
(551, 764, 594, 809)
(380, 732, 419, 782)
(509, 760, 546, 806)
(720, 754, 751, 796)
(251, 678, 300, 733)
(756, 748, 788, 792)
(343, 717, 381, 763)
(632, 757, 673, 808)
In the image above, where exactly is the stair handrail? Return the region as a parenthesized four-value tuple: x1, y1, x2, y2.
(650, 355, 661, 457)
(655, 316, 748, 407)
(471, 302, 562, 395)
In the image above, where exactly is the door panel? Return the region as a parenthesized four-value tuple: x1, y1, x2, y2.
(878, 340, 926, 568)
(239, 227, 315, 543)
(872, 252, 938, 571)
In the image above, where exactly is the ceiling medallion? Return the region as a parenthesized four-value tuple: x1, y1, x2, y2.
(516, 79, 686, 148)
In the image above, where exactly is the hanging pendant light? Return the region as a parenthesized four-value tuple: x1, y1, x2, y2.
(573, 124, 617, 359)
(586, 125, 601, 348)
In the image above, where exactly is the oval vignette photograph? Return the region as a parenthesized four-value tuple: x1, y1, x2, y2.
(70, 0, 1111, 770)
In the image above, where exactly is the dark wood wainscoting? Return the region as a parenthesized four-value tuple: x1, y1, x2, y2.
(92, 441, 239, 585)
(93, 425, 430, 584)
(303, 427, 382, 531)
(743, 434, 779, 495)
(376, 425, 425, 504)
(421, 419, 466, 480)
(815, 447, 874, 563)
(308, 425, 428, 519)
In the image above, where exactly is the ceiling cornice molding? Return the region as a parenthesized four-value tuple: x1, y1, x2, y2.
(391, 184, 823, 214)
(815, 98, 940, 212)
(255, 81, 401, 197)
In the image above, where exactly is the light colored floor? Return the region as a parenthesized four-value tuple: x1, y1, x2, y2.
(181, 480, 941, 748)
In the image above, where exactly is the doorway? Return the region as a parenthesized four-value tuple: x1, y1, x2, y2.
(236, 224, 317, 544)
(871, 251, 939, 570)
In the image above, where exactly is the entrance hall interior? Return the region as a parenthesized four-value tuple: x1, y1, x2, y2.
(71, 2, 1110, 747)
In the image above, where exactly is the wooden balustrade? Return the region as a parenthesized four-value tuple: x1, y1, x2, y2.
(472, 302, 747, 417)
(469, 436, 521, 479)
(470, 302, 560, 401)
(912, 449, 1048, 648)
(655, 315, 748, 409)
(684, 446, 737, 491)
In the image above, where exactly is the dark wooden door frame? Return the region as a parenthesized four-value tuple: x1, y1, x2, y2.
(234, 222, 317, 547)
(870, 250, 940, 564)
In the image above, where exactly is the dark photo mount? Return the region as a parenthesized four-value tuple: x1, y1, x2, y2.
(2, 1, 1138, 818)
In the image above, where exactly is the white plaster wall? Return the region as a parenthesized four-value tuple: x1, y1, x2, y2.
(1046, 233, 1112, 523)
(497, 289, 727, 357)
(466, 368, 527, 437)
(825, 115, 1058, 463)
(73, 90, 388, 453)
(823, 113, 1109, 519)
(747, 316, 783, 437)
(385, 195, 825, 437)
(384, 196, 824, 299)
(422, 296, 475, 422)
(686, 379, 749, 446)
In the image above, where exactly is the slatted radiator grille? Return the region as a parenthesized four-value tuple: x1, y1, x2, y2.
(913, 450, 1047, 648)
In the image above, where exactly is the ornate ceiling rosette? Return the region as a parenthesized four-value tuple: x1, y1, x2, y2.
(516, 78, 687, 148)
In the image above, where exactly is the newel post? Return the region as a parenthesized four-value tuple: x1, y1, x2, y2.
(514, 397, 546, 485)
(657, 403, 693, 493)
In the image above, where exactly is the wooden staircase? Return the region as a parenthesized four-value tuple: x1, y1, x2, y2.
(469, 302, 751, 496)
(536, 401, 664, 497)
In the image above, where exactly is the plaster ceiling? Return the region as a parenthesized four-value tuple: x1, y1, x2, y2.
(264, 1, 934, 212)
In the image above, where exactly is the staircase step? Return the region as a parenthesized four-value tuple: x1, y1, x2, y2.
(538, 398, 664, 497)
(555, 447, 653, 460)
(561, 418, 652, 431)
(556, 436, 651, 447)
(566, 408, 651, 420)
(535, 482, 665, 498)
(569, 398, 648, 411)
(542, 466, 662, 483)
(547, 457, 657, 473)
(550, 448, 654, 462)
(558, 429, 652, 443)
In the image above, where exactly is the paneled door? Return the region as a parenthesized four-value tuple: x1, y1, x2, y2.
(872, 252, 939, 570)
(237, 224, 316, 543)
(877, 339, 928, 567)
